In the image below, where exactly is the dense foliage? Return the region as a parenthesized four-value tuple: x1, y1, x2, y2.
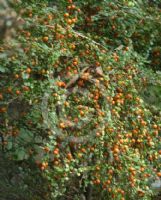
(0, 0, 161, 200)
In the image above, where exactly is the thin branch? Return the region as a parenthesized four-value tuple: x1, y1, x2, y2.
(72, 30, 108, 51)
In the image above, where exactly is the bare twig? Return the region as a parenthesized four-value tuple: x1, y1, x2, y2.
(72, 30, 108, 51)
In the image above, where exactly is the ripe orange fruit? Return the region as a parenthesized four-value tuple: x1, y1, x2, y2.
(95, 179, 100, 184)
(59, 122, 65, 129)
(106, 180, 111, 185)
(152, 124, 158, 129)
(80, 110, 85, 116)
(67, 19, 72, 25)
(64, 101, 69, 107)
(15, 74, 20, 79)
(64, 13, 69, 18)
(72, 18, 77, 23)
(113, 148, 119, 154)
(25, 31, 31, 37)
(71, 4, 76, 9)
(0, 93, 3, 100)
(108, 169, 113, 175)
(153, 130, 158, 136)
(125, 94, 133, 99)
(0, 107, 7, 113)
(26, 67, 31, 73)
(53, 160, 59, 166)
(67, 5, 71, 10)
(95, 61, 101, 67)
(95, 166, 100, 171)
(73, 61, 78, 66)
(53, 148, 59, 155)
(43, 36, 49, 42)
(16, 90, 21, 95)
(157, 172, 161, 177)
(28, 13, 32, 18)
(81, 148, 86, 153)
(129, 167, 135, 172)
(78, 80, 84, 87)
(96, 132, 101, 137)
(140, 120, 147, 126)
(41, 162, 48, 170)
(23, 86, 30, 91)
(56, 81, 66, 87)
(47, 14, 53, 20)
(67, 153, 72, 160)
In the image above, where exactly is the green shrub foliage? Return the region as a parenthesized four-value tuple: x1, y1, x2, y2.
(0, 0, 161, 199)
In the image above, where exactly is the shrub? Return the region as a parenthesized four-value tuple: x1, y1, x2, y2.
(0, 0, 161, 199)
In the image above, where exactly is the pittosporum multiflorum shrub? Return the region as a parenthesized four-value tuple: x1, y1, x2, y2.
(0, 0, 161, 200)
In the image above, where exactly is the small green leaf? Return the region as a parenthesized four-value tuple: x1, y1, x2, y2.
(0, 66, 6, 73)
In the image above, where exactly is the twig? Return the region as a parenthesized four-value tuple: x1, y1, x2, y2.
(66, 66, 89, 89)
(72, 30, 108, 51)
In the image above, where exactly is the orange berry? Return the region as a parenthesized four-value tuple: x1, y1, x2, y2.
(64, 101, 69, 107)
(78, 80, 84, 87)
(53, 148, 59, 155)
(72, 18, 77, 23)
(64, 13, 69, 18)
(59, 122, 65, 129)
(25, 31, 31, 37)
(108, 169, 113, 175)
(67, 6, 71, 10)
(0, 93, 3, 100)
(15, 74, 20, 79)
(23, 86, 30, 91)
(96, 132, 101, 137)
(73, 61, 78, 66)
(95, 61, 101, 67)
(56, 81, 66, 87)
(80, 110, 85, 116)
(43, 36, 49, 42)
(71, 5, 76, 9)
(67, 19, 72, 25)
(153, 124, 158, 129)
(47, 14, 53, 20)
(0, 107, 7, 113)
(67, 153, 72, 160)
(140, 120, 147, 126)
(74, 117, 79, 123)
(81, 148, 86, 153)
(95, 179, 101, 184)
(96, 166, 100, 171)
(26, 67, 31, 73)
(125, 94, 133, 99)
(113, 148, 119, 154)
(157, 172, 161, 177)
(106, 180, 111, 185)
(16, 90, 21, 95)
